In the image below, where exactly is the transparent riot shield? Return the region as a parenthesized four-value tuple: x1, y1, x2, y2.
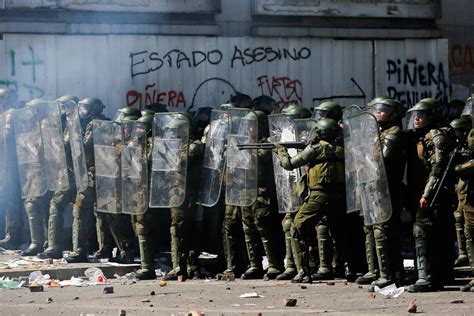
(347, 112, 392, 225)
(343, 105, 362, 213)
(149, 113, 189, 208)
(121, 122, 148, 215)
(198, 110, 230, 207)
(225, 109, 258, 207)
(63, 101, 88, 193)
(294, 118, 317, 144)
(13, 107, 48, 198)
(269, 114, 301, 213)
(94, 120, 122, 214)
(36, 101, 69, 192)
(0, 109, 6, 191)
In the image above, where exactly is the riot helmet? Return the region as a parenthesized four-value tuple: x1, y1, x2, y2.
(26, 98, 45, 107)
(281, 103, 312, 119)
(56, 95, 79, 104)
(141, 109, 155, 117)
(78, 97, 105, 121)
(313, 102, 342, 121)
(163, 112, 189, 138)
(406, 100, 439, 130)
(368, 97, 405, 123)
(450, 117, 472, 140)
(114, 106, 142, 122)
(137, 115, 153, 134)
(461, 97, 473, 117)
(312, 118, 341, 142)
(219, 103, 235, 110)
(194, 107, 212, 138)
(229, 92, 252, 109)
(252, 95, 275, 115)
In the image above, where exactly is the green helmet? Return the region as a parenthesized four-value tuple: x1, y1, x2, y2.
(78, 97, 105, 119)
(313, 118, 341, 141)
(406, 100, 439, 129)
(56, 95, 79, 104)
(242, 110, 268, 139)
(367, 96, 391, 108)
(141, 109, 155, 117)
(313, 102, 342, 121)
(281, 104, 312, 119)
(121, 115, 139, 123)
(450, 117, 471, 139)
(137, 114, 153, 132)
(26, 98, 45, 107)
(0, 87, 18, 108)
(368, 97, 405, 122)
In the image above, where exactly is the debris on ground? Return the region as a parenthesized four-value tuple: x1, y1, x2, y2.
(407, 299, 417, 313)
(149, 291, 156, 295)
(45, 297, 53, 304)
(368, 293, 376, 299)
(188, 310, 204, 316)
(449, 299, 464, 304)
(376, 283, 405, 299)
(159, 280, 167, 287)
(141, 298, 150, 303)
(102, 286, 114, 294)
(114, 272, 138, 285)
(283, 298, 297, 306)
(0, 276, 24, 289)
(239, 292, 264, 298)
(29, 285, 44, 292)
(84, 267, 108, 284)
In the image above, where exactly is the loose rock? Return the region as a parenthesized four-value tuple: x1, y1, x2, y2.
(300, 285, 307, 289)
(103, 286, 114, 294)
(283, 298, 297, 307)
(159, 280, 167, 287)
(149, 291, 156, 296)
(407, 299, 417, 313)
(141, 298, 151, 303)
(45, 297, 53, 304)
(118, 310, 126, 316)
(29, 285, 44, 292)
(449, 299, 464, 304)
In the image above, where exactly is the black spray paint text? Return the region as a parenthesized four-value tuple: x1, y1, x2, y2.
(130, 46, 311, 78)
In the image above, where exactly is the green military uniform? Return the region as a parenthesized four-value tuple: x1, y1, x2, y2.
(455, 129, 474, 291)
(406, 100, 457, 292)
(277, 118, 348, 283)
(163, 114, 205, 280)
(38, 96, 80, 259)
(365, 99, 406, 291)
(66, 98, 109, 262)
(240, 111, 283, 280)
(19, 98, 52, 256)
(0, 101, 24, 250)
(274, 104, 312, 281)
(450, 118, 472, 267)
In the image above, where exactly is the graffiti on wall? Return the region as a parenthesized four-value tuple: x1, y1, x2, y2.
(385, 58, 448, 107)
(450, 43, 474, 79)
(0, 45, 45, 99)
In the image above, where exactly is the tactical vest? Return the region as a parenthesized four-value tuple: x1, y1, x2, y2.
(307, 140, 345, 189)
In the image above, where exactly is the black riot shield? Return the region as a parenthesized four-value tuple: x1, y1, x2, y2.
(121, 121, 148, 215)
(37, 101, 70, 193)
(343, 105, 362, 214)
(225, 109, 258, 207)
(63, 101, 88, 193)
(13, 106, 48, 198)
(149, 113, 189, 208)
(198, 110, 230, 207)
(94, 120, 122, 214)
(347, 111, 392, 225)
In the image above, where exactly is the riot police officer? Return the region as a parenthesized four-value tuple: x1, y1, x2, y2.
(38, 95, 80, 259)
(276, 118, 347, 283)
(405, 99, 457, 292)
(66, 97, 109, 263)
(365, 97, 407, 291)
(0, 87, 23, 250)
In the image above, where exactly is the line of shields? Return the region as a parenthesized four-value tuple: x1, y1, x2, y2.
(7, 103, 394, 222)
(9, 101, 88, 200)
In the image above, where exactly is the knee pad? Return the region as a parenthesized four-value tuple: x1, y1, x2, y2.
(413, 225, 426, 240)
(454, 210, 464, 224)
(373, 225, 388, 241)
